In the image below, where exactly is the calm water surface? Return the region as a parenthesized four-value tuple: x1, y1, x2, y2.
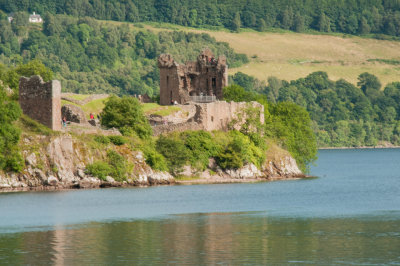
(0, 149, 399, 265)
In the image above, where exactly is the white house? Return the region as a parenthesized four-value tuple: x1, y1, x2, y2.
(29, 12, 42, 23)
(7, 13, 14, 23)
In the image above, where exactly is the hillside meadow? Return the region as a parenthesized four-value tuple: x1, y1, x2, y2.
(139, 22, 400, 87)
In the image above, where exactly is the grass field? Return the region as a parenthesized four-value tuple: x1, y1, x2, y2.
(62, 98, 106, 119)
(136, 22, 400, 87)
(210, 31, 400, 86)
(142, 103, 181, 116)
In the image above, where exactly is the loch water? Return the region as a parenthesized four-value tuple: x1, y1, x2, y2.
(0, 149, 399, 265)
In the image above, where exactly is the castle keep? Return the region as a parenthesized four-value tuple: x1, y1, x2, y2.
(19, 76, 62, 131)
(158, 49, 228, 105)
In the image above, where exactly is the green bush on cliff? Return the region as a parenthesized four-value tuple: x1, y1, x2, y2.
(156, 130, 267, 174)
(0, 88, 24, 172)
(142, 144, 168, 172)
(181, 130, 219, 171)
(107, 150, 131, 181)
(156, 135, 190, 175)
(108, 136, 127, 146)
(265, 102, 317, 172)
(94, 135, 110, 145)
(85, 161, 112, 181)
(85, 150, 131, 181)
(101, 96, 152, 139)
(215, 130, 264, 170)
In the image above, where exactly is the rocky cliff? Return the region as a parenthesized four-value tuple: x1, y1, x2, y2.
(0, 134, 304, 192)
(0, 134, 174, 192)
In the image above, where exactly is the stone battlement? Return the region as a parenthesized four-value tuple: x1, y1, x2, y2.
(19, 75, 62, 131)
(158, 48, 228, 105)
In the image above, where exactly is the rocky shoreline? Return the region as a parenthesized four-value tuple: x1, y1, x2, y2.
(0, 134, 306, 193)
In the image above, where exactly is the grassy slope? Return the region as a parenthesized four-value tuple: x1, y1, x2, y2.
(62, 97, 180, 118)
(135, 22, 400, 87)
(62, 97, 106, 119)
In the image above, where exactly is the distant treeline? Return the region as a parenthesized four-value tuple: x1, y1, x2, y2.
(231, 71, 400, 147)
(0, 14, 247, 96)
(2, 0, 400, 37)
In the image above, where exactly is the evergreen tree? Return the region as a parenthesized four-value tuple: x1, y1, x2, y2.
(359, 17, 371, 34)
(257, 18, 267, 32)
(293, 12, 305, 32)
(318, 12, 330, 32)
(232, 12, 241, 32)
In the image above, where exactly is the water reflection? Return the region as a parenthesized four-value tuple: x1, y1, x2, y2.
(1, 213, 399, 265)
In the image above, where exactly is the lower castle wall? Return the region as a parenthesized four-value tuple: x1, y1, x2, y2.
(152, 101, 264, 135)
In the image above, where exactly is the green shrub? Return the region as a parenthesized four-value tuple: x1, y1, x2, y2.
(266, 102, 317, 172)
(101, 96, 152, 139)
(85, 161, 113, 181)
(108, 135, 127, 146)
(215, 131, 265, 169)
(143, 146, 168, 171)
(86, 150, 132, 181)
(156, 135, 189, 175)
(107, 150, 130, 181)
(0, 89, 24, 172)
(4, 148, 24, 172)
(94, 135, 110, 144)
(181, 130, 218, 170)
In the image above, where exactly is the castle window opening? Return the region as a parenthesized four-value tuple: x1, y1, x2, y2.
(212, 77, 216, 89)
(166, 76, 169, 89)
(211, 116, 214, 122)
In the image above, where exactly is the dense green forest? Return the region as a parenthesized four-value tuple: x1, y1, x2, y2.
(0, 14, 247, 96)
(2, 0, 400, 37)
(231, 71, 400, 147)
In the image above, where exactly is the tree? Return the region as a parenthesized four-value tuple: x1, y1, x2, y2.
(359, 17, 371, 34)
(257, 18, 267, 32)
(231, 72, 255, 91)
(156, 135, 189, 175)
(15, 60, 53, 81)
(346, 14, 359, 34)
(357, 72, 381, 93)
(293, 12, 305, 32)
(101, 96, 152, 138)
(265, 102, 317, 172)
(232, 12, 241, 32)
(0, 87, 23, 172)
(223, 84, 255, 102)
(43, 13, 62, 36)
(281, 6, 293, 30)
(318, 12, 330, 32)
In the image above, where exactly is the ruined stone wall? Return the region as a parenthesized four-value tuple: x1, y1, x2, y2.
(19, 75, 61, 131)
(152, 101, 264, 135)
(199, 101, 264, 131)
(158, 49, 228, 105)
(153, 122, 203, 136)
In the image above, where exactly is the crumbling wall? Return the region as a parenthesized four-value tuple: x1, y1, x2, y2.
(199, 101, 264, 131)
(19, 75, 61, 131)
(158, 49, 228, 105)
(152, 101, 264, 135)
(153, 122, 203, 136)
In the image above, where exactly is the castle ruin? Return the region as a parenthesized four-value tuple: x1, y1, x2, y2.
(19, 75, 62, 131)
(158, 49, 228, 105)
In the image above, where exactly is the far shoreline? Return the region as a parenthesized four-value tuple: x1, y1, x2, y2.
(319, 146, 400, 150)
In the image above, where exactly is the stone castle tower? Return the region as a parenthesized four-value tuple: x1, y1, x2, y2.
(19, 75, 62, 131)
(158, 49, 228, 105)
